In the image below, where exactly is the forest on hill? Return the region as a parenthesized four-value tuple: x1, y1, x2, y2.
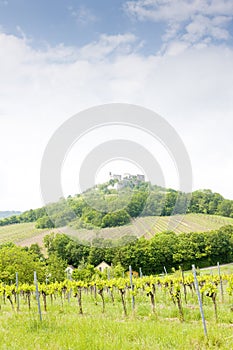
(0, 179, 233, 230)
(1, 179, 232, 282)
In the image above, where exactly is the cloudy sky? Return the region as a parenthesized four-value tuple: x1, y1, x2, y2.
(0, 0, 233, 211)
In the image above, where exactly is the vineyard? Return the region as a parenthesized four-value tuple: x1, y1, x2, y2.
(0, 222, 59, 246)
(1, 214, 233, 248)
(65, 213, 233, 242)
(1, 270, 233, 349)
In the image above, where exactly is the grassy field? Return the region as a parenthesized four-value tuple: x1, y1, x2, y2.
(200, 263, 233, 275)
(0, 277, 233, 349)
(0, 222, 59, 247)
(0, 214, 233, 247)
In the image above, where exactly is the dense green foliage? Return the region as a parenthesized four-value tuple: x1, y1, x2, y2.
(35, 216, 55, 229)
(1, 224, 232, 284)
(0, 243, 66, 284)
(102, 209, 131, 227)
(43, 225, 233, 274)
(0, 244, 44, 283)
(0, 208, 46, 226)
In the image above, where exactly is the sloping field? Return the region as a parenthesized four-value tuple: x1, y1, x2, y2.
(64, 213, 233, 242)
(200, 262, 233, 275)
(0, 214, 232, 247)
(0, 223, 59, 246)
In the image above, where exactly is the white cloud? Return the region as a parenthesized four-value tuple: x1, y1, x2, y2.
(183, 15, 230, 43)
(79, 33, 140, 60)
(0, 31, 233, 210)
(68, 5, 98, 25)
(124, 0, 233, 47)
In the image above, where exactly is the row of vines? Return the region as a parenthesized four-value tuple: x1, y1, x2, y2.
(1, 272, 233, 324)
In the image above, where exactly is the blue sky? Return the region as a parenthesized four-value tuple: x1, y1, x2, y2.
(0, 0, 164, 53)
(1, 0, 232, 53)
(0, 0, 233, 210)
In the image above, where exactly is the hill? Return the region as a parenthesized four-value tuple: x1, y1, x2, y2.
(0, 211, 21, 219)
(1, 178, 233, 232)
(0, 222, 60, 247)
(1, 213, 233, 247)
(64, 213, 233, 241)
(1, 177, 233, 247)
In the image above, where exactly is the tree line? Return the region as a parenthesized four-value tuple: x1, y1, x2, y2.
(0, 225, 233, 284)
(0, 242, 67, 284)
(44, 225, 233, 274)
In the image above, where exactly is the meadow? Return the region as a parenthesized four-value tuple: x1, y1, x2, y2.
(0, 222, 59, 246)
(0, 272, 233, 350)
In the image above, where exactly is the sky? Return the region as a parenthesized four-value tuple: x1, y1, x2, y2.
(0, 0, 233, 211)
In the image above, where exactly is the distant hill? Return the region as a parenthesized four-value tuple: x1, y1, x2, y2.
(0, 211, 21, 219)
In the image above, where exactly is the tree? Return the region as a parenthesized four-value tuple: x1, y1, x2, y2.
(0, 245, 45, 283)
(45, 254, 67, 282)
(161, 191, 178, 216)
(217, 200, 233, 217)
(44, 233, 71, 260)
(111, 263, 125, 278)
(173, 232, 208, 269)
(36, 216, 55, 229)
(88, 246, 106, 266)
(102, 209, 130, 227)
(23, 243, 44, 261)
(204, 229, 233, 264)
(126, 191, 148, 217)
(72, 264, 99, 281)
(149, 232, 177, 273)
(81, 207, 104, 227)
(142, 191, 165, 216)
(65, 240, 90, 267)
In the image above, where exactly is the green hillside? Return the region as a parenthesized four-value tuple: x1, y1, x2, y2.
(1, 180, 233, 233)
(0, 222, 59, 246)
(1, 213, 232, 247)
(65, 213, 233, 242)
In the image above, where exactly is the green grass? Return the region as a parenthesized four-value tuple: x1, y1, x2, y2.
(0, 282, 233, 350)
(200, 263, 233, 275)
(0, 223, 59, 246)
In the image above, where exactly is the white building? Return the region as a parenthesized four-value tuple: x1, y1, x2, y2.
(137, 174, 145, 181)
(95, 261, 111, 272)
(65, 265, 75, 276)
(109, 172, 122, 181)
